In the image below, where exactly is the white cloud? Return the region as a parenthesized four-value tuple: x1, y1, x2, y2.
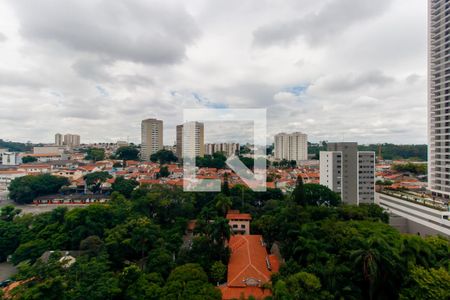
(0, 0, 428, 145)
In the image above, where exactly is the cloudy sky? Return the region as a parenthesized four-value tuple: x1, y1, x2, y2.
(0, 0, 427, 145)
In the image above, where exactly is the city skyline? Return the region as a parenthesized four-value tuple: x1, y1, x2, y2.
(0, 0, 427, 144)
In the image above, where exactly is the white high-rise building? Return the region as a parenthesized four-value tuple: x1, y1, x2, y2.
(63, 134, 80, 147)
(176, 122, 204, 158)
(429, 0, 450, 199)
(141, 118, 163, 161)
(204, 143, 239, 157)
(55, 133, 63, 146)
(274, 132, 308, 161)
(320, 142, 375, 205)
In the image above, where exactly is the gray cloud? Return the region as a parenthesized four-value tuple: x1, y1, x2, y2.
(0, 0, 428, 144)
(10, 0, 200, 65)
(253, 0, 392, 47)
(310, 70, 395, 94)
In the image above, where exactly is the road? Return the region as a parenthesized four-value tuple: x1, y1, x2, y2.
(0, 192, 89, 215)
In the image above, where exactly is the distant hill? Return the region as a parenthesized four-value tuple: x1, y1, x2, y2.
(308, 142, 427, 161)
(0, 139, 33, 152)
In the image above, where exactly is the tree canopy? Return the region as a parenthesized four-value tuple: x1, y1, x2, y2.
(8, 174, 69, 204)
(116, 146, 140, 161)
(150, 149, 177, 164)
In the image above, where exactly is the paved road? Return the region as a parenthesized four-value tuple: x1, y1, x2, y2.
(0, 263, 17, 281)
(0, 192, 89, 215)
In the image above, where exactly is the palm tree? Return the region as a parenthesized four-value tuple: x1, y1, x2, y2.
(215, 194, 232, 216)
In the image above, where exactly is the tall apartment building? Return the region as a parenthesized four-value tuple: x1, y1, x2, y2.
(429, 0, 450, 199)
(141, 118, 163, 161)
(274, 132, 308, 161)
(204, 143, 239, 157)
(176, 122, 204, 158)
(320, 142, 375, 205)
(63, 134, 80, 147)
(55, 133, 63, 146)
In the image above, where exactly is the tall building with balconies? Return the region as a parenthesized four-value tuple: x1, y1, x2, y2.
(141, 118, 163, 161)
(176, 122, 204, 159)
(429, 0, 450, 199)
(55, 133, 63, 146)
(320, 142, 375, 205)
(274, 132, 308, 162)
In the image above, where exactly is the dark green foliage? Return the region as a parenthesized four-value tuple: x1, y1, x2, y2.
(85, 148, 105, 162)
(308, 142, 427, 161)
(0, 220, 25, 261)
(157, 165, 170, 178)
(294, 181, 341, 207)
(359, 143, 427, 161)
(392, 162, 427, 175)
(84, 171, 112, 193)
(150, 149, 177, 164)
(196, 153, 227, 169)
(8, 174, 69, 204)
(22, 156, 37, 163)
(0, 139, 32, 152)
(111, 176, 138, 198)
(116, 146, 140, 161)
(5, 180, 450, 300)
(161, 264, 222, 300)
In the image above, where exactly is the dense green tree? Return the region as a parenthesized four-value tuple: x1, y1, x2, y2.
(196, 153, 227, 169)
(111, 176, 138, 198)
(84, 171, 112, 193)
(292, 176, 306, 205)
(116, 146, 140, 161)
(85, 148, 105, 162)
(8, 174, 69, 204)
(215, 193, 232, 216)
(0, 205, 21, 221)
(400, 266, 450, 299)
(294, 184, 341, 207)
(22, 155, 38, 163)
(150, 149, 177, 164)
(392, 162, 427, 175)
(210, 261, 227, 285)
(161, 264, 221, 300)
(157, 165, 170, 178)
(0, 220, 25, 261)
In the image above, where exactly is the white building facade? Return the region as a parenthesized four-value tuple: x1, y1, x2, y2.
(428, 0, 450, 199)
(274, 132, 308, 161)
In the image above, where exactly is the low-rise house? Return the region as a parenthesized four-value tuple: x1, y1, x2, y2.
(226, 210, 252, 235)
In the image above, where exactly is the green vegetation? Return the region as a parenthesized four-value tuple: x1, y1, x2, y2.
(116, 146, 140, 161)
(111, 177, 138, 198)
(85, 148, 105, 162)
(21, 156, 37, 163)
(359, 143, 427, 161)
(8, 174, 69, 204)
(150, 149, 177, 164)
(0, 139, 32, 152)
(392, 162, 427, 175)
(196, 153, 227, 169)
(1, 179, 449, 299)
(308, 142, 428, 161)
(157, 166, 170, 178)
(84, 171, 112, 193)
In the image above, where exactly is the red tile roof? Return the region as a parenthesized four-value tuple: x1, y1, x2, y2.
(226, 213, 252, 221)
(220, 235, 279, 300)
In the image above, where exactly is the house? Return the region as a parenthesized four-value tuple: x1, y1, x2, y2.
(219, 235, 280, 300)
(226, 211, 251, 235)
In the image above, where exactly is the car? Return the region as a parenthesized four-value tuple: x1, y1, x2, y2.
(0, 279, 13, 288)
